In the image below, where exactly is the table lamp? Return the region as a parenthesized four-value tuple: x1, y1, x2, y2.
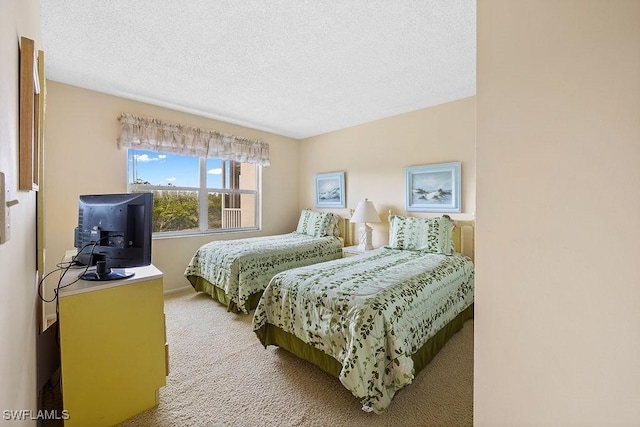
(350, 198, 381, 250)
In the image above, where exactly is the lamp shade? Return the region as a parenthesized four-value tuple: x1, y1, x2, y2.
(350, 199, 381, 223)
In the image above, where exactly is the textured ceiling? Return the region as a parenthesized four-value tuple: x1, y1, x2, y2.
(40, 1, 476, 139)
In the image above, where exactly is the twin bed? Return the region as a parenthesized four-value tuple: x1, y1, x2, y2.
(185, 211, 474, 414)
(185, 210, 345, 313)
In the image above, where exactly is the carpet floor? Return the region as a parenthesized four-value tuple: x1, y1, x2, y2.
(116, 288, 473, 427)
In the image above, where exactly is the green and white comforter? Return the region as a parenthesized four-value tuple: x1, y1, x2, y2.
(253, 248, 474, 413)
(184, 233, 343, 313)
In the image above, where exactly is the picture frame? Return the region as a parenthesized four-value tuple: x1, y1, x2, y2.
(405, 162, 461, 213)
(315, 171, 345, 208)
(19, 36, 41, 191)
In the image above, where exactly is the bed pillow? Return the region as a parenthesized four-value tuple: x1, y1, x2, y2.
(295, 210, 335, 237)
(329, 214, 341, 237)
(386, 215, 454, 254)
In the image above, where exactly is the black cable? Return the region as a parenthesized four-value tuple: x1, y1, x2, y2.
(36, 238, 109, 364)
(38, 236, 109, 344)
(48, 240, 105, 349)
(53, 240, 103, 318)
(37, 240, 99, 303)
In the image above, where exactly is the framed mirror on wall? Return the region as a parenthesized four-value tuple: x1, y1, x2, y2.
(36, 49, 47, 333)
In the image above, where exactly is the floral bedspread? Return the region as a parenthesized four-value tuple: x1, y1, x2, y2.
(253, 248, 474, 413)
(184, 233, 343, 313)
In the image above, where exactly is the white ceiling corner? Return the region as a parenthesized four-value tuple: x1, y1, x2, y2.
(40, 0, 476, 139)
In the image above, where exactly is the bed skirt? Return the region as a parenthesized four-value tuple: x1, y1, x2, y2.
(254, 304, 474, 379)
(186, 275, 263, 313)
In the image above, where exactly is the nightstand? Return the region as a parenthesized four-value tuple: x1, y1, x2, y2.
(342, 245, 376, 257)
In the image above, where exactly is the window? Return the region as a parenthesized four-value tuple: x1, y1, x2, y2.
(127, 149, 260, 235)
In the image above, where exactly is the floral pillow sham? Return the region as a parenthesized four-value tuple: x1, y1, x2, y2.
(386, 215, 454, 254)
(295, 210, 337, 238)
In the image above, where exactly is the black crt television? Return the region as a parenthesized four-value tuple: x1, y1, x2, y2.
(73, 193, 153, 281)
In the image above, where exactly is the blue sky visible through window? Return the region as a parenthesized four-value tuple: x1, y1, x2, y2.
(128, 149, 223, 188)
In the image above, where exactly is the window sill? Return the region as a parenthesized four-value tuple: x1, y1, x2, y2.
(152, 227, 261, 240)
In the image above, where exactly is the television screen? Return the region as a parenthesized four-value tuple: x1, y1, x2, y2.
(74, 193, 153, 280)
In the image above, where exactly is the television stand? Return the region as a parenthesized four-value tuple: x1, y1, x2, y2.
(58, 263, 168, 426)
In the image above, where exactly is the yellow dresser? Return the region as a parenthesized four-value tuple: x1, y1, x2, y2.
(58, 264, 167, 427)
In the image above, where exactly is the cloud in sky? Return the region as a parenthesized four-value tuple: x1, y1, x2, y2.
(133, 153, 166, 162)
(166, 177, 176, 182)
(207, 168, 222, 175)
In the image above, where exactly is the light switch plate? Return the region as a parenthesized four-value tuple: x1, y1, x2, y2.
(0, 172, 9, 244)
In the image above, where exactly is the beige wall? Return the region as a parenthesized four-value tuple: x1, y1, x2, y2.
(43, 82, 300, 304)
(43, 85, 476, 317)
(0, 0, 42, 418)
(299, 97, 476, 247)
(475, 1, 640, 425)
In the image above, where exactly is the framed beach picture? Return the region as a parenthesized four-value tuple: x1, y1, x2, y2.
(405, 162, 461, 213)
(315, 171, 345, 208)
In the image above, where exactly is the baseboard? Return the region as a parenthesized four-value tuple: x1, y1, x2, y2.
(163, 285, 193, 295)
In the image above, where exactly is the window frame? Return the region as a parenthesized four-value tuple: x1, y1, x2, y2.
(127, 152, 261, 237)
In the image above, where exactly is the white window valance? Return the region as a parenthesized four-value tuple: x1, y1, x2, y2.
(117, 113, 270, 167)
